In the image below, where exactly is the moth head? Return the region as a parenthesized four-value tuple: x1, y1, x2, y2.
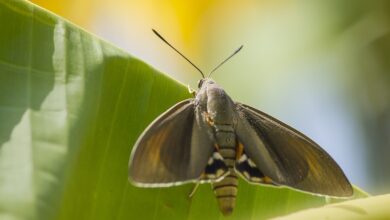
(198, 78, 216, 89)
(197, 79, 205, 88)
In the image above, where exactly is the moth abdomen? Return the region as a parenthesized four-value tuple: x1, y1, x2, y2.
(211, 124, 238, 216)
(212, 173, 238, 216)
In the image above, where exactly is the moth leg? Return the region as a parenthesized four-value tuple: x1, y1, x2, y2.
(236, 142, 244, 160)
(214, 143, 220, 151)
(263, 176, 274, 184)
(202, 112, 215, 126)
(188, 183, 200, 198)
(187, 85, 196, 97)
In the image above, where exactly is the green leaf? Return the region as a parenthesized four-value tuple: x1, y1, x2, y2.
(272, 194, 390, 220)
(0, 1, 369, 220)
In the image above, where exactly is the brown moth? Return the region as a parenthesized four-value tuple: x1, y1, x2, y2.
(128, 30, 353, 216)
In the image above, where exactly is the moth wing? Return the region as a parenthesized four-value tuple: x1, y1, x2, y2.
(235, 152, 267, 184)
(235, 103, 353, 197)
(201, 151, 230, 182)
(129, 99, 215, 187)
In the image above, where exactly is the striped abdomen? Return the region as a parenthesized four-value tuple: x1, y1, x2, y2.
(212, 124, 238, 216)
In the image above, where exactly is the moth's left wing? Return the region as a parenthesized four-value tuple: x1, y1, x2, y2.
(129, 99, 216, 187)
(235, 103, 353, 197)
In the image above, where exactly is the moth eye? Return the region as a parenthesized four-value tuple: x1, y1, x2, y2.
(197, 79, 204, 88)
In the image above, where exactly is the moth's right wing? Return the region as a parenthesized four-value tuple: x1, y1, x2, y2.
(129, 99, 217, 187)
(235, 103, 353, 197)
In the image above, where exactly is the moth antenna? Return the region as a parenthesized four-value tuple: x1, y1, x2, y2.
(152, 29, 205, 79)
(208, 45, 243, 78)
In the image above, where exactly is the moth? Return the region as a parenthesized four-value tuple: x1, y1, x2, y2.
(128, 29, 353, 216)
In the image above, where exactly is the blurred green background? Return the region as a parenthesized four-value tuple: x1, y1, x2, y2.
(31, 0, 390, 195)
